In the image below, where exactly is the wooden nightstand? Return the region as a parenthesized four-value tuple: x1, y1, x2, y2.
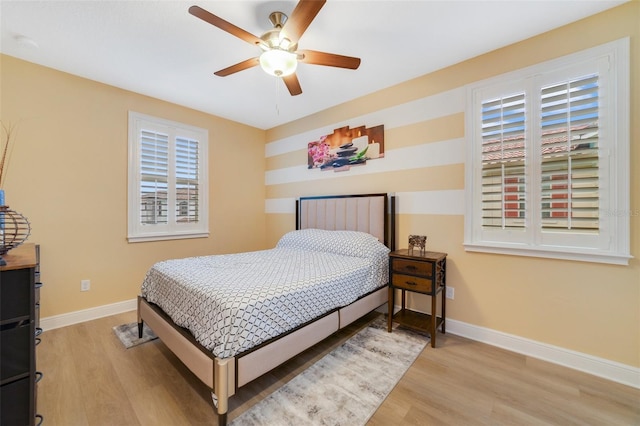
(387, 249, 447, 348)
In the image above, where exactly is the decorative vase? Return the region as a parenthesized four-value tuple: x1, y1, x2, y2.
(0, 190, 32, 266)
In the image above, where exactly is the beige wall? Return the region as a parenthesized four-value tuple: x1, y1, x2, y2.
(0, 55, 267, 318)
(265, 2, 640, 367)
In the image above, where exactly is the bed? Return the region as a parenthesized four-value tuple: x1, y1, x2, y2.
(137, 193, 396, 425)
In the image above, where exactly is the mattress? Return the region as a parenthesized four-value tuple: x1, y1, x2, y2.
(141, 229, 390, 358)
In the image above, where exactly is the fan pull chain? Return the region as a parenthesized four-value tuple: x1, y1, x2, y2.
(275, 77, 281, 116)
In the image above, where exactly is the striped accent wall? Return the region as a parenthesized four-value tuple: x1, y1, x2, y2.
(265, 87, 466, 224)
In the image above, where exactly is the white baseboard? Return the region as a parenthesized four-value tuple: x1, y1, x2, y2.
(42, 300, 640, 389)
(40, 298, 137, 331)
(445, 318, 640, 389)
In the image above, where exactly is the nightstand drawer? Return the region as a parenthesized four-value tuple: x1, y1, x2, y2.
(391, 273, 432, 293)
(391, 258, 432, 277)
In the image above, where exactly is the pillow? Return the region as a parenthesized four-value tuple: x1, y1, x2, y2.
(277, 228, 390, 259)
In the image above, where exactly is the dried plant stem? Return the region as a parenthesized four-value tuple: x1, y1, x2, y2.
(0, 121, 17, 189)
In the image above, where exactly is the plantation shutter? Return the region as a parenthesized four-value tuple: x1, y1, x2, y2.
(175, 137, 200, 223)
(466, 39, 628, 264)
(128, 111, 209, 242)
(540, 74, 599, 231)
(481, 93, 526, 229)
(140, 130, 169, 225)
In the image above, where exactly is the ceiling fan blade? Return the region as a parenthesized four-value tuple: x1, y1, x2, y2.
(281, 0, 326, 43)
(189, 5, 263, 46)
(283, 73, 303, 96)
(298, 50, 361, 69)
(214, 57, 260, 77)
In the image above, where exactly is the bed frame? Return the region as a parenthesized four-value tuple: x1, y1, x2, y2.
(137, 193, 396, 425)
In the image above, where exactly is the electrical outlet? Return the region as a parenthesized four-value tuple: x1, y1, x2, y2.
(446, 286, 455, 300)
(81, 279, 91, 292)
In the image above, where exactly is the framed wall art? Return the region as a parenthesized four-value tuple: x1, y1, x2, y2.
(308, 124, 384, 172)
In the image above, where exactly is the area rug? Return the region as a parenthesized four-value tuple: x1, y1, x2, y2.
(229, 316, 428, 425)
(113, 322, 157, 349)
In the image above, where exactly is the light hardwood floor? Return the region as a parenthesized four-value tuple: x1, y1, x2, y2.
(36, 311, 639, 425)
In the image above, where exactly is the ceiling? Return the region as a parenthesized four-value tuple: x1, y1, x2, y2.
(0, 1, 626, 130)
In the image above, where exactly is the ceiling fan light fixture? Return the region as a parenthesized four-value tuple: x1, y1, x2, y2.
(260, 49, 297, 77)
(189, 2, 360, 96)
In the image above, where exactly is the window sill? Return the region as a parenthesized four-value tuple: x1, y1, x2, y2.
(463, 243, 632, 266)
(128, 232, 209, 243)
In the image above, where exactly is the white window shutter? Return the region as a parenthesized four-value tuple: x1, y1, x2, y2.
(140, 130, 169, 225)
(175, 137, 200, 224)
(128, 112, 209, 242)
(464, 38, 630, 265)
(481, 92, 526, 229)
(540, 74, 600, 231)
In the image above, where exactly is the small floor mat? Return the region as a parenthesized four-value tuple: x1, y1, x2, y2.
(113, 322, 157, 349)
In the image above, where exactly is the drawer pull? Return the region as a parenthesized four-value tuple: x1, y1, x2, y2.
(404, 281, 418, 286)
(405, 265, 417, 271)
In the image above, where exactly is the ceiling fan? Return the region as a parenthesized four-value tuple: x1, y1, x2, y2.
(189, 0, 361, 96)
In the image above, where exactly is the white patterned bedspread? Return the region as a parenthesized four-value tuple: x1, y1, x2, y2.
(141, 229, 390, 358)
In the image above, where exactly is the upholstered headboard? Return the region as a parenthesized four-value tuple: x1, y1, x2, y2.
(296, 193, 395, 249)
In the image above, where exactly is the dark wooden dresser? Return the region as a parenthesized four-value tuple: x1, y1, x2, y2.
(387, 249, 447, 348)
(1, 244, 43, 425)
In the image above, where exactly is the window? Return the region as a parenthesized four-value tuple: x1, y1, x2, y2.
(464, 38, 630, 265)
(128, 112, 208, 242)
